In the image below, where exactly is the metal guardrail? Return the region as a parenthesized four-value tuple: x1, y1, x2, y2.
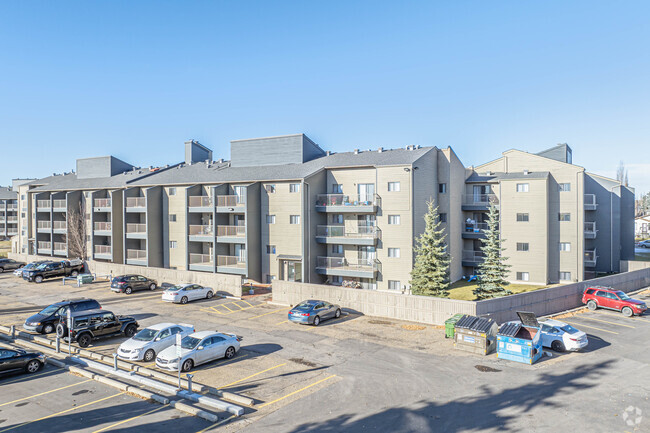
(216, 195, 245, 207)
(94, 245, 111, 254)
(52, 200, 66, 209)
(216, 255, 246, 267)
(38, 241, 51, 249)
(189, 253, 213, 264)
(53, 221, 67, 230)
(188, 196, 212, 207)
(316, 225, 379, 238)
(462, 194, 498, 206)
(126, 197, 146, 208)
(189, 225, 213, 236)
(216, 225, 246, 237)
(37, 221, 52, 229)
(127, 249, 147, 259)
(94, 198, 111, 207)
(53, 242, 67, 251)
(316, 256, 379, 271)
(94, 222, 112, 231)
(37, 200, 51, 208)
(126, 223, 146, 233)
(462, 250, 486, 262)
(315, 193, 380, 207)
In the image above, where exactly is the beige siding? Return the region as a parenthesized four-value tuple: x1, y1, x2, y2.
(167, 186, 187, 270)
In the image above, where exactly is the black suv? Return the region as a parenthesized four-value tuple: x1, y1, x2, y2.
(111, 275, 158, 294)
(23, 298, 101, 334)
(0, 258, 25, 273)
(56, 309, 139, 348)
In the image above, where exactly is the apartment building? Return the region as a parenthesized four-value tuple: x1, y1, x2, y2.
(11, 137, 634, 289)
(0, 186, 19, 239)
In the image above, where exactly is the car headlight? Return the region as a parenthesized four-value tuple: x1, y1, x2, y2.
(28, 322, 41, 326)
(132, 348, 141, 353)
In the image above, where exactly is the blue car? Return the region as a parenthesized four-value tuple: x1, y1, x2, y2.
(288, 300, 341, 326)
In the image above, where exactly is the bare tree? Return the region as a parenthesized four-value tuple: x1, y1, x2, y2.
(67, 201, 87, 260)
(616, 161, 629, 187)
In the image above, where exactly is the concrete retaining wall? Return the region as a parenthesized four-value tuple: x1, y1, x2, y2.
(9, 253, 243, 297)
(620, 260, 650, 272)
(272, 281, 476, 325)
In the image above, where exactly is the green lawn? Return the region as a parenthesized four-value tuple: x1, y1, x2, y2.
(447, 279, 546, 301)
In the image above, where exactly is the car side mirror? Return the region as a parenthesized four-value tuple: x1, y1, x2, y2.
(154, 337, 160, 342)
(197, 346, 204, 350)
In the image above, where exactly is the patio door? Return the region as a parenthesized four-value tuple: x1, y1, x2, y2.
(234, 244, 246, 262)
(287, 261, 302, 282)
(233, 186, 245, 204)
(358, 184, 375, 203)
(357, 246, 375, 265)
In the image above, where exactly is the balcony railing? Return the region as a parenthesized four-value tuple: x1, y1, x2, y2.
(38, 241, 51, 250)
(126, 223, 146, 233)
(189, 196, 213, 207)
(94, 245, 112, 255)
(53, 221, 67, 230)
(584, 222, 597, 237)
(217, 225, 246, 237)
(189, 253, 213, 265)
(37, 221, 52, 229)
(53, 242, 67, 252)
(584, 250, 597, 267)
(316, 256, 379, 272)
(126, 197, 146, 208)
(584, 194, 597, 210)
(463, 222, 489, 233)
(316, 225, 379, 238)
(217, 255, 246, 268)
(52, 200, 66, 209)
(6, 216, 18, 222)
(216, 195, 246, 207)
(189, 224, 213, 236)
(94, 222, 112, 231)
(94, 198, 111, 208)
(127, 249, 147, 259)
(462, 194, 498, 206)
(6, 204, 17, 210)
(462, 250, 486, 263)
(37, 200, 51, 209)
(315, 194, 380, 207)
(7, 230, 17, 235)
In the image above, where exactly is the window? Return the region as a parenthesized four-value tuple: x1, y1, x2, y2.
(559, 271, 571, 281)
(169, 241, 177, 249)
(265, 184, 276, 193)
(516, 183, 529, 192)
(438, 213, 447, 223)
(388, 280, 401, 290)
(516, 243, 529, 252)
(86, 235, 91, 242)
(516, 272, 530, 281)
(559, 242, 571, 252)
(559, 213, 571, 221)
(332, 184, 342, 193)
(169, 187, 176, 195)
(388, 182, 400, 192)
(266, 215, 276, 224)
(438, 183, 447, 193)
(331, 276, 343, 284)
(331, 244, 343, 254)
(290, 215, 300, 224)
(558, 183, 571, 192)
(84, 191, 90, 198)
(266, 245, 276, 254)
(169, 214, 176, 222)
(21, 212, 25, 218)
(21, 195, 25, 200)
(330, 214, 343, 224)
(388, 215, 401, 225)
(289, 183, 300, 193)
(516, 213, 529, 222)
(388, 248, 400, 258)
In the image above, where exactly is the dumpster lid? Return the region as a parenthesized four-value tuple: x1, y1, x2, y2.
(498, 322, 522, 337)
(445, 313, 465, 324)
(470, 317, 496, 333)
(454, 315, 478, 329)
(516, 311, 539, 328)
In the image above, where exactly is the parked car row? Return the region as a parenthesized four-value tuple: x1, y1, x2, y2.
(8, 258, 85, 283)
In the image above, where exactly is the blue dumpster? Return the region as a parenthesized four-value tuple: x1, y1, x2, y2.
(497, 311, 543, 365)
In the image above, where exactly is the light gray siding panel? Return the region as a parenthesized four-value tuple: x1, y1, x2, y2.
(230, 134, 324, 167)
(146, 186, 163, 268)
(246, 183, 262, 282)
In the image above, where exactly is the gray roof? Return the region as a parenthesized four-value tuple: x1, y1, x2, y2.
(0, 187, 17, 200)
(28, 168, 160, 192)
(466, 171, 550, 183)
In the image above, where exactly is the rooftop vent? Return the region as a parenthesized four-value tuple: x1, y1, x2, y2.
(326, 150, 331, 156)
(378, 147, 383, 153)
(523, 169, 530, 175)
(486, 171, 492, 176)
(218, 158, 224, 163)
(354, 149, 360, 154)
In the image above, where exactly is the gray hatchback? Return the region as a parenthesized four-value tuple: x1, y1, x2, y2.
(288, 300, 341, 326)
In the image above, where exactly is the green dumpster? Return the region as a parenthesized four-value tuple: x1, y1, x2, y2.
(445, 313, 464, 339)
(77, 274, 94, 285)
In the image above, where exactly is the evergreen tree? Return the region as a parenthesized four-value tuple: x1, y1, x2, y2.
(474, 202, 511, 299)
(410, 201, 450, 297)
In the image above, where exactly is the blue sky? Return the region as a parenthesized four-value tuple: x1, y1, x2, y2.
(1, 1, 649, 193)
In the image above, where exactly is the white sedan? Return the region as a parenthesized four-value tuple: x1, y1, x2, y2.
(13, 268, 25, 277)
(538, 319, 588, 352)
(161, 284, 214, 304)
(117, 322, 195, 362)
(155, 330, 242, 372)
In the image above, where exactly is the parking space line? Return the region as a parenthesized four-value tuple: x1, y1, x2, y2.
(221, 304, 234, 312)
(242, 300, 254, 308)
(562, 320, 618, 334)
(195, 415, 236, 433)
(258, 375, 337, 408)
(248, 309, 284, 320)
(208, 306, 224, 315)
(91, 403, 169, 433)
(275, 320, 289, 325)
(215, 353, 249, 366)
(597, 311, 645, 321)
(218, 363, 286, 389)
(581, 316, 635, 328)
(232, 302, 247, 310)
(0, 392, 125, 433)
(0, 379, 92, 407)
(0, 367, 65, 385)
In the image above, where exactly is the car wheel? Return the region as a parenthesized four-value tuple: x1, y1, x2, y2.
(149, 283, 157, 291)
(180, 296, 188, 305)
(78, 334, 92, 348)
(124, 325, 137, 338)
(224, 346, 236, 359)
(551, 340, 565, 352)
(35, 275, 43, 283)
(56, 324, 67, 337)
(206, 291, 213, 299)
(0, 267, 4, 273)
(622, 306, 633, 317)
(143, 349, 155, 362)
(181, 359, 194, 372)
(124, 287, 133, 295)
(587, 300, 597, 311)
(335, 309, 341, 319)
(42, 323, 54, 334)
(25, 360, 42, 373)
(71, 270, 79, 277)
(313, 316, 320, 326)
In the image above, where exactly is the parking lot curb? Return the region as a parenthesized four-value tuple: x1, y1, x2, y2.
(170, 400, 220, 423)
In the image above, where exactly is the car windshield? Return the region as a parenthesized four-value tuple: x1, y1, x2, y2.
(35, 263, 49, 270)
(39, 305, 61, 316)
(615, 291, 631, 300)
(294, 302, 314, 310)
(165, 285, 183, 292)
(133, 328, 158, 341)
(181, 336, 201, 350)
(24, 263, 35, 270)
(560, 325, 580, 334)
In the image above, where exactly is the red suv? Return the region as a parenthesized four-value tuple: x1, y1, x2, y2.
(582, 286, 647, 317)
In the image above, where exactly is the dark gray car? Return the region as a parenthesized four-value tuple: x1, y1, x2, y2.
(0, 258, 25, 272)
(288, 300, 341, 326)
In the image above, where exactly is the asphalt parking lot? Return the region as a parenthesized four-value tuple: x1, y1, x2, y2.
(1, 273, 649, 432)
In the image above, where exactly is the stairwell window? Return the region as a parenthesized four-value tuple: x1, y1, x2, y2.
(388, 215, 401, 225)
(331, 244, 343, 254)
(266, 184, 276, 193)
(439, 183, 447, 193)
(388, 248, 400, 258)
(516, 272, 530, 281)
(290, 215, 300, 224)
(558, 183, 571, 192)
(516, 213, 529, 222)
(266, 245, 276, 254)
(516, 243, 529, 252)
(516, 183, 529, 192)
(169, 214, 176, 222)
(388, 182, 400, 192)
(559, 271, 572, 281)
(438, 213, 447, 223)
(559, 213, 571, 222)
(559, 242, 571, 252)
(266, 215, 276, 224)
(289, 183, 300, 193)
(169, 187, 177, 195)
(169, 241, 177, 249)
(388, 280, 401, 290)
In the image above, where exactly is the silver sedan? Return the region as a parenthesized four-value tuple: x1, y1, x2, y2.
(161, 284, 214, 304)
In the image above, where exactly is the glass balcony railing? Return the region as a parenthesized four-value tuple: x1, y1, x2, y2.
(127, 249, 147, 259)
(462, 194, 498, 206)
(126, 197, 146, 208)
(53, 242, 67, 252)
(216, 195, 246, 207)
(38, 241, 51, 249)
(189, 224, 213, 236)
(37, 200, 51, 209)
(189, 253, 213, 265)
(37, 221, 52, 229)
(584, 250, 597, 266)
(52, 200, 66, 209)
(94, 198, 111, 207)
(52, 221, 66, 230)
(315, 194, 380, 208)
(189, 196, 213, 207)
(217, 225, 246, 237)
(584, 194, 597, 209)
(316, 256, 379, 272)
(316, 225, 379, 239)
(126, 223, 146, 233)
(94, 222, 112, 231)
(6, 216, 18, 222)
(217, 255, 246, 268)
(94, 245, 111, 255)
(462, 250, 486, 263)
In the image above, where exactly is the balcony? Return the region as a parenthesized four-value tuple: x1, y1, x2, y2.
(6, 204, 17, 210)
(189, 224, 214, 242)
(584, 250, 597, 268)
(584, 194, 597, 211)
(52, 221, 67, 233)
(94, 245, 112, 259)
(94, 198, 111, 211)
(216, 255, 247, 275)
(52, 200, 66, 211)
(53, 242, 67, 256)
(126, 249, 147, 265)
(6, 216, 18, 223)
(462, 194, 498, 211)
(188, 196, 213, 212)
(216, 225, 246, 243)
(94, 221, 112, 235)
(37, 221, 52, 233)
(189, 253, 214, 272)
(315, 194, 380, 213)
(462, 222, 489, 239)
(462, 250, 485, 267)
(216, 195, 246, 213)
(126, 197, 146, 212)
(584, 222, 597, 239)
(7, 230, 17, 236)
(126, 223, 146, 238)
(37, 200, 51, 211)
(315, 225, 380, 246)
(37, 241, 51, 254)
(315, 256, 379, 279)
